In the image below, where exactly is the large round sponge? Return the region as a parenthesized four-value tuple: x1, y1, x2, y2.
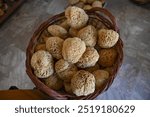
(62, 37, 86, 64)
(46, 37, 64, 59)
(31, 50, 53, 70)
(71, 70, 95, 96)
(76, 47, 99, 68)
(31, 50, 54, 78)
(98, 29, 119, 48)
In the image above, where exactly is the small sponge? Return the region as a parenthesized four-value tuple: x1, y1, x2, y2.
(48, 25, 67, 39)
(98, 29, 119, 48)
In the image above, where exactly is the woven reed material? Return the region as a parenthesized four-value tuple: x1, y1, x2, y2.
(26, 8, 123, 100)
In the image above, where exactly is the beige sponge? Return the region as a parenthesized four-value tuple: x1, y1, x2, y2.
(98, 29, 119, 48)
(71, 70, 95, 96)
(77, 47, 99, 68)
(31, 50, 53, 70)
(65, 6, 89, 29)
(78, 25, 97, 46)
(46, 37, 64, 59)
(48, 25, 67, 39)
(62, 37, 86, 63)
(55, 59, 78, 82)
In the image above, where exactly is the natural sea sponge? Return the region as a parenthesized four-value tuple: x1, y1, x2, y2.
(31, 50, 53, 69)
(71, 70, 95, 96)
(77, 47, 99, 68)
(65, 6, 89, 29)
(48, 25, 68, 39)
(55, 59, 78, 82)
(93, 70, 109, 89)
(45, 74, 63, 90)
(78, 25, 97, 46)
(98, 29, 119, 48)
(46, 37, 64, 59)
(98, 48, 117, 67)
(31, 50, 54, 78)
(62, 37, 86, 63)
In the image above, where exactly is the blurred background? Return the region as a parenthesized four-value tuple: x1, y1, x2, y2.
(0, 0, 150, 99)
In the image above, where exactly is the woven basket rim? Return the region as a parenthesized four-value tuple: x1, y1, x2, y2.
(26, 8, 123, 100)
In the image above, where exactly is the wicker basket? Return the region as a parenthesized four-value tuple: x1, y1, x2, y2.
(26, 8, 123, 100)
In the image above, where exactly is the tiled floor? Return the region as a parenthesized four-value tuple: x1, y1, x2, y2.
(0, 0, 150, 99)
